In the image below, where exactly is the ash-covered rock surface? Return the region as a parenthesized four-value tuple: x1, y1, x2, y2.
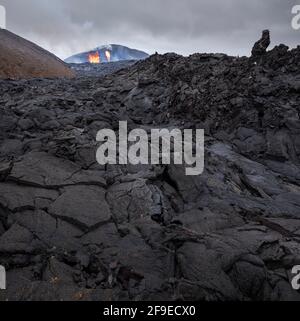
(0, 43, 300, 301)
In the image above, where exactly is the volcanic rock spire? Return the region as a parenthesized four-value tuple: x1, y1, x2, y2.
(251, 30, 271, 57)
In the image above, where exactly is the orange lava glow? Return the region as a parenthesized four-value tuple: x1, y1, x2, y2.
(88, 51, 100, 63)
(105, 50, 111, 62)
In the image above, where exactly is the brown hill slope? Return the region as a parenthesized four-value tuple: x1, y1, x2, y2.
(0, 29, 75, 79)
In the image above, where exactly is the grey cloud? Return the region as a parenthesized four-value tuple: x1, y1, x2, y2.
(1, 0, 299, 59)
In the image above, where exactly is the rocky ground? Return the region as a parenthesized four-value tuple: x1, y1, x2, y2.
(0, 45, 300, 301)
(69, 60, 137, 78)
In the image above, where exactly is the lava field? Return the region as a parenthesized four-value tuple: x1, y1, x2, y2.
(0, 43, 300, 301)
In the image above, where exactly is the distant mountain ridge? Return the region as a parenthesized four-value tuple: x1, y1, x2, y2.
(65, 44, 149, 64)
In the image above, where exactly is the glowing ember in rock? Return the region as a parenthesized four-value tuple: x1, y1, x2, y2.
(105, 50, 111, 62)
(88, 51, 100, 64)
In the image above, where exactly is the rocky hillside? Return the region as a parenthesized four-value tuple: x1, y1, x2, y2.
(0, 43, 300, 301)
(0, 30, 75, 79)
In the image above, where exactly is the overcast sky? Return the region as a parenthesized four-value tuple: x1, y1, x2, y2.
(2, 0, 300, 60)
